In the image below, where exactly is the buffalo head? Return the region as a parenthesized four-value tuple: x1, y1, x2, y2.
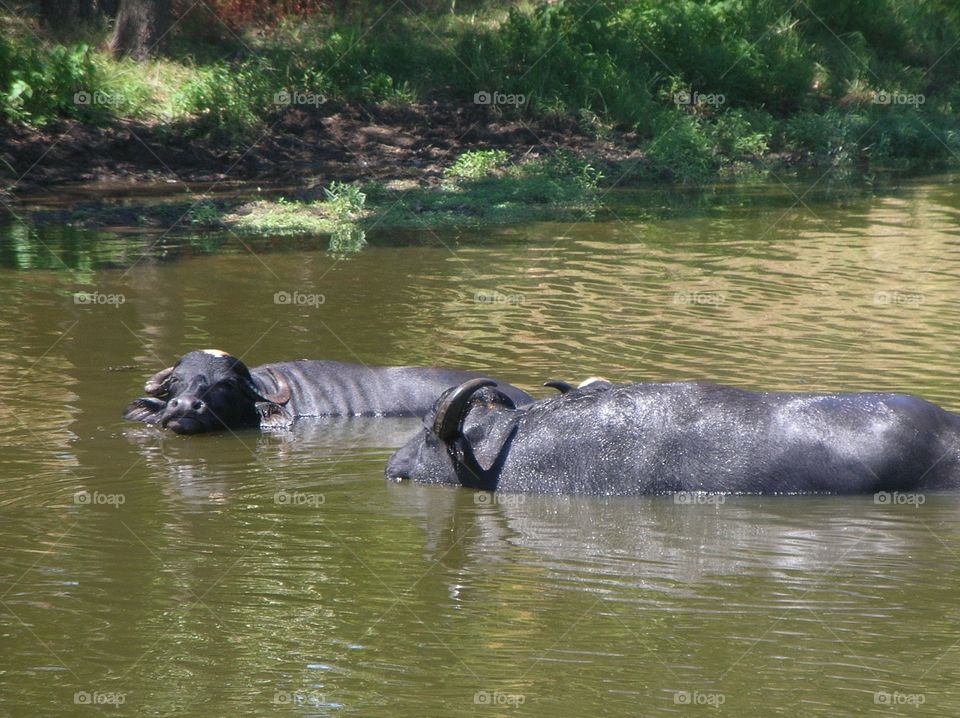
(385, 378, 520, 488)
(122, 349, 290, 434)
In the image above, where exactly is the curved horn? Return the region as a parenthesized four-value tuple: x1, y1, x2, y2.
(244, 368, 292, 405)
(544, 380, 574, 394)
(432, 378, 497, 442)
(144, 366, 174, 396)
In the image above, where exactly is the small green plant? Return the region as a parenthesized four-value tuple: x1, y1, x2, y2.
(323, 181, 367, 222)
(445, 150, 510, 180)
(187, 201, 221, 226)
(577, 108, 611, 140)
(540, 149, 602, 192)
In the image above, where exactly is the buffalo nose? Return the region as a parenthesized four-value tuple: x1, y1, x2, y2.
(169, 396, 205, 412)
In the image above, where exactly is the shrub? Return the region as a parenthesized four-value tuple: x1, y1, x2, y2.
(645, 114, 718, 183)
(0, 36, 98, 125)
(709, 109, 772, 159)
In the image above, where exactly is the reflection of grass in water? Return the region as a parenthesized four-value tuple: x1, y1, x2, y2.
(11, 157, 905, 268)
(8, 154, 908, 269)
(0, 219, 232, 271)
(329, 227, 367, 255)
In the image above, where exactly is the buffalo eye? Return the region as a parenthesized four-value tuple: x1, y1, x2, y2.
(206, 378, 241, 398)
(221, 377, 242, 391)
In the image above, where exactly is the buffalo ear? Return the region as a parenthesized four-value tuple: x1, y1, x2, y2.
(244, 368, 292, 405)
(461, 421, 516, 473)
(123, 397, 167, 424)
(144, 366, 174, 396)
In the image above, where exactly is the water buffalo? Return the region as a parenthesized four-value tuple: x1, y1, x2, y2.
(385, 378, 960, 495)
(123, 350, 533, 435)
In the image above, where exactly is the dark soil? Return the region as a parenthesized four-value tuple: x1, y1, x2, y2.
(0, 102, 646, 197)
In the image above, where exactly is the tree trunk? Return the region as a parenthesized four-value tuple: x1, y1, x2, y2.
(109, 0, 170, 60)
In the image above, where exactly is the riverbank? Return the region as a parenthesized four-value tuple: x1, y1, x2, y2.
(24, 146, 606, 240)
(1, 100, 644, 192)
(3, 0, 959, 233)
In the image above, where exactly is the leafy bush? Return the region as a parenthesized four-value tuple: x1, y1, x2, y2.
(0, 37, 98, 125)
(780, 108, 865, 158)
(173, 60, 277, 137)
(709, 109, 772, 159)
(645, 114, 718, 183)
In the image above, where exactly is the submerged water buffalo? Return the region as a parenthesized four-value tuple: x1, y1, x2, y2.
(123, 350, 532, 435)
(385, 378, 960, 495)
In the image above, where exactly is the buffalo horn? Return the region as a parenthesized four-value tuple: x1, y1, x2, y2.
(543, 380, 574, 394)
(431, 378, 497, 442)
(144, 366, 174, 396)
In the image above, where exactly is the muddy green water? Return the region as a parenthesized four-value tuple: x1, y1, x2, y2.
(2, 176, 960, 716)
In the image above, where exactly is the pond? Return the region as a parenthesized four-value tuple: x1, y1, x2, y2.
(2, 174, 960, 716)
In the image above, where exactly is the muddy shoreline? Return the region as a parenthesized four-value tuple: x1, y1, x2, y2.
(0, 103, 649, 198)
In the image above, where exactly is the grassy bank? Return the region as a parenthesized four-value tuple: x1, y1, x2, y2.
(230, 150, 600, 234)
(31, 149, 602, 241)
(3, 0, 960, 187)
